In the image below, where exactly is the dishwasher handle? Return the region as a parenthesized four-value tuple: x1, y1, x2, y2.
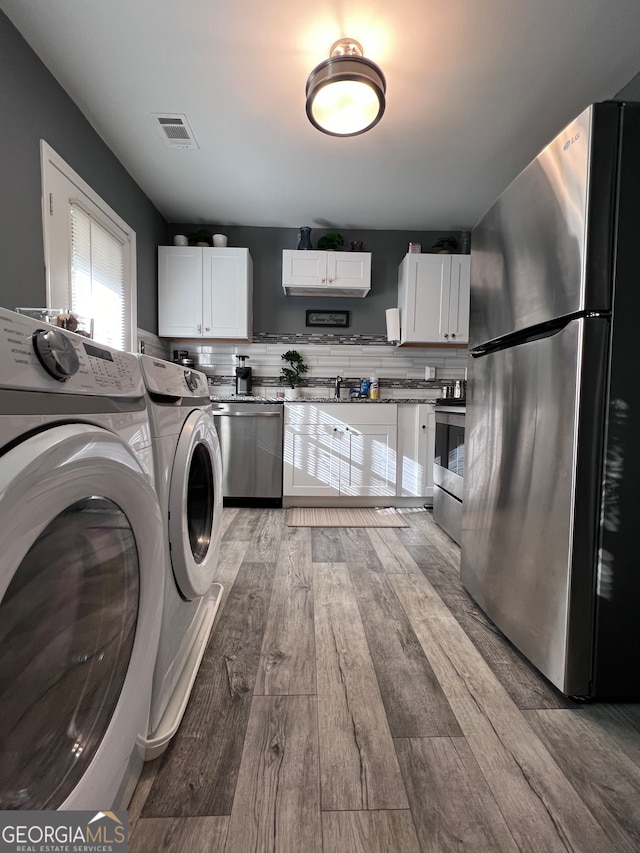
(212, 411, 282, 417)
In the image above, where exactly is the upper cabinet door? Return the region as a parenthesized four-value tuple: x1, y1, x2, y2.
(158, 246, 203, 337)
(282, 250, 327, 287)
(326, 252, 372, 292)
(202, 248, 252, 339)
(399, 254, 451, 343)
(448, 255, 470, 344)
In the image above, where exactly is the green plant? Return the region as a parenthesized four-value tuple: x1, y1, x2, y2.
(187, 229, 213, 246)
(317, 232, 344, 251)
(279, 349, 309, 388)
(432, 236, 459, 253)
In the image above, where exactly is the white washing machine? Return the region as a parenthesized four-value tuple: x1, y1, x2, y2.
(0, 307, 164, 810)
(137, 355, 223, 760)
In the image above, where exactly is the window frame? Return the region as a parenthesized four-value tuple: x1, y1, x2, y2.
(40, 140, 137, 351)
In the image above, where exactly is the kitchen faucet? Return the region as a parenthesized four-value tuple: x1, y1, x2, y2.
(334, 375, 342, 399)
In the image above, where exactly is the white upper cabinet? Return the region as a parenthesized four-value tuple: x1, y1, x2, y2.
(158, 246, 252, 339)
(282, 250, 371, 297)
(397, 253, 470, 345)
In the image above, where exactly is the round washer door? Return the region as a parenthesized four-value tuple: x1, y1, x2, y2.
(168, 409, 223, 600)
(0, 424, 164, 810)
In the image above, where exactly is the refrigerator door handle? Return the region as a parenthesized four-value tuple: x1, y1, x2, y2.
(469, 311, 609, 358)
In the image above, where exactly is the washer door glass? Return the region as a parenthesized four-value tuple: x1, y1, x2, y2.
(169, 410, 223, 600)
(187, 441, 214, 563)
(0, 496, 139, 810)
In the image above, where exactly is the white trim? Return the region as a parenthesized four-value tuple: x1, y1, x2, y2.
(40, 140, 137, 350)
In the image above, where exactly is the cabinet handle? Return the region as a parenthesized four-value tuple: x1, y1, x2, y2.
(321, 277, 326, 283)
(333, 427, 337, 431)
(451, 333, 456, 338)
(345, 426, 350, 431)
(421, 424, 426, 429)
(328, 277, 333, 283)
(444, 333, 449, 339)
(197, 324, 202, 334)
(205, 326, 210, 332)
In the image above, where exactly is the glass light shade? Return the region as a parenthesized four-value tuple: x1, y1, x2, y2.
(306, 51, 386, 137)
(310, 79, 381, 136)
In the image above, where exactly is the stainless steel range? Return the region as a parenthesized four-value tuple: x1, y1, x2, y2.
(433, 402, 465, 544)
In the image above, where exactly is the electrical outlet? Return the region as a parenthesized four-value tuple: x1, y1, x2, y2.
(425, 365, 436, 380)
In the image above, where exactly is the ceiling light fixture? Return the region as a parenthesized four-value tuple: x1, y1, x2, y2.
(305, 38, 386, 137)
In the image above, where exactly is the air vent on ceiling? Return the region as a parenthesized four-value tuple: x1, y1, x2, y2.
(152, 113, 199, 149)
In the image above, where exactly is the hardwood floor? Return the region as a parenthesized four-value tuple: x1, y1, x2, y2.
(130, 508, 640, 852)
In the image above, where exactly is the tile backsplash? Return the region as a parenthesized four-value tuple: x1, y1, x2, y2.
(168, 333, 468, 399)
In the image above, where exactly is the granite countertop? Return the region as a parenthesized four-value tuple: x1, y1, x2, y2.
(209, 395, 437, 404)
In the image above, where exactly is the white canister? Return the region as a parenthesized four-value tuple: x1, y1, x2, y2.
(213, 234, 228, 247)
(173, 234, 189, 246)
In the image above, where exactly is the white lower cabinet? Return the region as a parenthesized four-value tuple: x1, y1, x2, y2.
(285, 424, 341, 497)
(396, 403, 436, 500)
(284, 403, 397, 497)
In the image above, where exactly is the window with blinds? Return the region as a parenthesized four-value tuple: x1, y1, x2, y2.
(41, 141, 137, 352)
(70, 203, 126, 350)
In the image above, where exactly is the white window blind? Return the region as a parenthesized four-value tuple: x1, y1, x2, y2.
(41, 141, 137, 351)
(70, 203, 126, 350)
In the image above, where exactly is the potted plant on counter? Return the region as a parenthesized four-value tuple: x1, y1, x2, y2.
(279, 349, 309, 399)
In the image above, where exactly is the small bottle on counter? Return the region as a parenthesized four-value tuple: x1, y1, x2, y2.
(369, 374, 379, 399)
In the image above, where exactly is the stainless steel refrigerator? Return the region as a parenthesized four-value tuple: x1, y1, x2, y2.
(461, 101, 640, 698)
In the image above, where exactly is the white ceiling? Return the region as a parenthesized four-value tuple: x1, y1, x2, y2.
(2, 0, 640, 231)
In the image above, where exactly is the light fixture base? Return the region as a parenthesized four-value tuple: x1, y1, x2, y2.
(330, 38, 363, 58)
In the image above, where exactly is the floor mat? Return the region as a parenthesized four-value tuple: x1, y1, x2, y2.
(286, 507, 408, 528)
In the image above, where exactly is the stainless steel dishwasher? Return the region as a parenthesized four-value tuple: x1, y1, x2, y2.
(211, 402, 283, 506)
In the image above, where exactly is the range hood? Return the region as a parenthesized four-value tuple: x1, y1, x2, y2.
(282, 250, 371, 297)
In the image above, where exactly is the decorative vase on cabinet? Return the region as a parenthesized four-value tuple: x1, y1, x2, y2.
(297, 226, 312, 250)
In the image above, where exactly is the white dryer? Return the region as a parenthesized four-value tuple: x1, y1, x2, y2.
(137, 355, 223, 760)
(0, 307, 164, 811)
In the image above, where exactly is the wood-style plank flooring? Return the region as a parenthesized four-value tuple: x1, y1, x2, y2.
(129, 508, 640, 852)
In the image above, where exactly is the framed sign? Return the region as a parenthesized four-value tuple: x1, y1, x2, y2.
(306, 310, 350, 328)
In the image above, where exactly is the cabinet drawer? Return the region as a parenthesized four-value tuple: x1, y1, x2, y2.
(285, 402, 397, 426)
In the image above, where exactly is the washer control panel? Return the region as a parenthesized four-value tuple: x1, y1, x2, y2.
(138, 354, 208, 398)
(0, 307, 143, 395)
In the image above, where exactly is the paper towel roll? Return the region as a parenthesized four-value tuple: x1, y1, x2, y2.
(386, 308, 400, 343)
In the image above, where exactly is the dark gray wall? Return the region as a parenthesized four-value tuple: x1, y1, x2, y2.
(169, 225, 465, 335)
(615, 72, 640, 101)
(0, 11, 167, 332)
